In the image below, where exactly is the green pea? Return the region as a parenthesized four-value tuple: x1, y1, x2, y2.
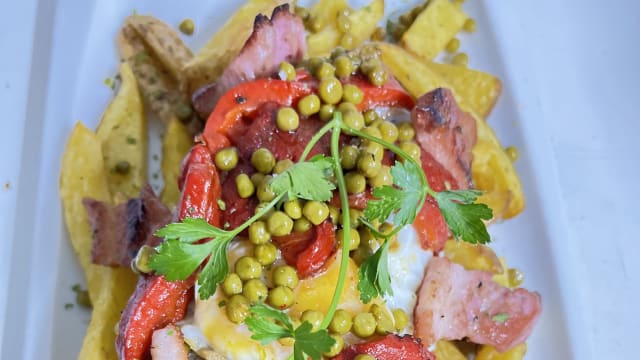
(315, 62, 335, 79)
(302, 201, 329, 225)
(369, 165, 392, 188)
(329, 309, 353, 335)
(363, 110, 380, 125)
(378, 222, 394, 237)
(446, 37, 461, 53)
(339, 208, 363, 228)
(179, 18, 195, 35)
(222, 273, 243, 296)
(344, 171, 366, 194)
(330, 47, 347, 60)
(352, 312, 376, 337)
(255, 202, 274, 221)
(319, 104, 336, 121)
(226, 295, 250, 323)
(328, 206, 341, 224)
(255, 242, 277, 266)
(343, 110, 365, 131)
(284, 199, 303, 219)
(319, 77, 343, 105)
(257, 179, 276, 202)
(370, 303, 394, 335)
(378, 121, 399, 143)
(267, 211, 294, 236)
(235, 256, 262, 281)
(342, 84, 364, 105)
(354, 355, 376, 360)
(324, 334, 344, 357)
(268, 286, 294, 309)
(392, 308, 409, 331)
(278, 61, 296, 81)
(452, 52, 469, 67)
(273, 159, 294, 174)
(357, 152, 381, 178)
(276, 107, 300, 131)
(272, 265, 299, 288)
(397, 122, 415, 141)
(399, 141, 421, 163)
(361, 125, 382, 139)
(337, 101, 358, 114)
(368, 67, 388, 86)
(249, 221, 271, 245)
(340, 145, 359, 170)
(235, 173, 255, 198)
(351, 242, 373, 265)
(293, 217, 313, 233)
(243, 279, 268, 303)
(360, 58, 381, 75)
(301, 310, 324, 331)
(336, 227, 360, 251)
(361, 140, 384, 161)
(215, 147, 238, 171)
(334, 55, 353, 78)
(371, 26, 386, 41)
(298, 94, 321, 116)
(463, 18, 477, 33)
(251, 148, 276, 174)
(251, 173, 266, 187)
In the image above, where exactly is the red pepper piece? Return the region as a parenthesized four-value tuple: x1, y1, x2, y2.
(116, 144, 221, 360)
(346, 76, 415, 111)
(332, 334, 436, 360)
(272, 220, 336, 278)
(413, 149, 458, 252)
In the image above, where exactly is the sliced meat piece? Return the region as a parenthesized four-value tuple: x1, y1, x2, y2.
(333, 334, 435, 360)
(414, 257, 542, 352)
(412, 88, 477, 189)
(192, 5, 306, 119)
(150, 325, 188, 360)
(83, 184, 172, 267)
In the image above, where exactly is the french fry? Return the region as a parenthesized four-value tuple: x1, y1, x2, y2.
(126, 15, 193, 84)
(401, 0, 467, 60)
(181, 0, 290, 93)
(161, 118, 193, 208)
(118, 23, 191, 124)
(426, 61, 502, 118)
(477, 343, 527, 360)
(444, 239, 504, 274)
(308, 0, 349, 31)
(60, 123, 138, 360)
(378, 42, 524, 219)
(434, 340, 468, 360)
(95, 62, 147, 202)
(307, 0, 383, 57)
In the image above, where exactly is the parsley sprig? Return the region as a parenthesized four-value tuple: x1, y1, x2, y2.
(246, 303, 335, 360)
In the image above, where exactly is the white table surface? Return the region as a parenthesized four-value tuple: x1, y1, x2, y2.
(1, 0, 637, 358)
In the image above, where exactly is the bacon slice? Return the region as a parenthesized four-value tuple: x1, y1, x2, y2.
(83, 184, 172, 267)
(192, 5, 306, 118)
(412, 88, 477, 189)
(150, 325, 188, 360)
(414, 257, 541, 352)
(333, 334, 435, 360)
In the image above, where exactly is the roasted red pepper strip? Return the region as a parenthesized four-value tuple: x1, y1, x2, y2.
(332, 334, 436, 360)
(116, 144, 221, 360)
(202, 74, 415, 154)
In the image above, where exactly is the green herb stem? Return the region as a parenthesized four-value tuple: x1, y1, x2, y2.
(298, 120, 336, 162)
(228, 192, 285, 237)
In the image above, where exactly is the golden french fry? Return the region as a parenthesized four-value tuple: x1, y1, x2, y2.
(477, 343, 527, 360)
(96, 62, 147, 201)
(426, 61, 502, 118)
(59, 123, 138, 360)
(182, 0, 290, 93)
(401, 0, 467, 60)
(308, 0, 349, 30)
(126, 15, 193, 83)
(378, 42, 524, 219)
(161, 118, 193, 208)
(307, 0, 384, 57)
(434, 340, 468, 360)
(118, 23, 191, 124)
(444, 239, 504, 274)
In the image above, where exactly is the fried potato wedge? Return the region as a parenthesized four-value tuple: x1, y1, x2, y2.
(126, 15, 193, 83)
(118, 23, 191, 124)
(309, 0, 349, 30)
(60, 123, 138, 359)
(378, 42, 524, 219)
(401, 0, 467, 60)
(182, 0, 291, 93)
(95, 62, 147, 201)
(426, 61, 502, 118)
(307, 0, 383, 57)
(477, 343, 527, 360)
(161, 118, 193, 208)
(434, 340, 468, 360)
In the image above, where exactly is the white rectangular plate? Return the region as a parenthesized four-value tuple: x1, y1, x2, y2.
(1, 0, 587, 359)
